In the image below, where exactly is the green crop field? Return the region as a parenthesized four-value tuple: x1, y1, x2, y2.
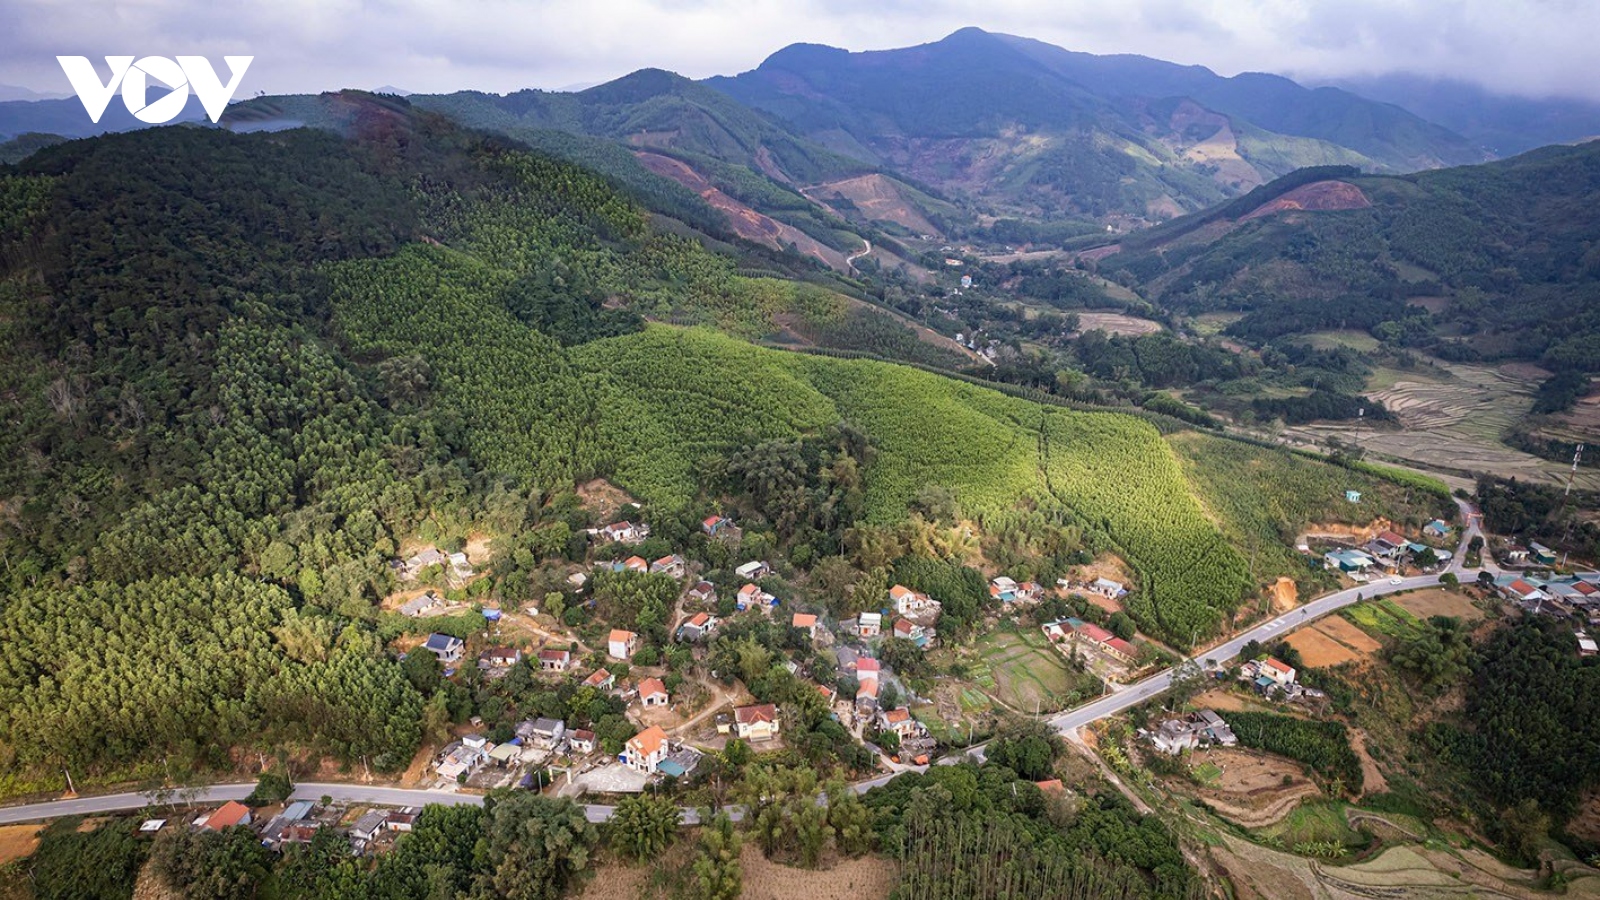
(968, 626, 1091, 712)
(1343, 599, 1425, 640)
(1256, 801, 1368, 849)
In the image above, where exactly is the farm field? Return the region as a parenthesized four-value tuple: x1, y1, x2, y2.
(1391, 588, 1485, 621)
(1290, 359, 1600, 491)
(913, 683, 994, 746)
(1342, 599, 1424, 640)
(965, 626, 1093, 712)
(1070, 310, 1164, 337)
(1284, 625, 1361, 668)
(1185, 748, 1320, 828)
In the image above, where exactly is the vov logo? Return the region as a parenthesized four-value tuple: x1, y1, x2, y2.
(57, 56, 253, 124)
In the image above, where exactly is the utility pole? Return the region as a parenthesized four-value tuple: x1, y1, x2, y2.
(1566, 444, 1586, 498)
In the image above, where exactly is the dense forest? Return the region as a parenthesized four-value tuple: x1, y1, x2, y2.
(1101, 140, 1600, 370)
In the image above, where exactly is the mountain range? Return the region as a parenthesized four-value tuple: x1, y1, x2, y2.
(5, 27, 1587, 238)
(709, 28, 1486, 221)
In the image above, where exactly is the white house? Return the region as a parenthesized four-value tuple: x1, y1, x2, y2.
(608, 629, 638, 660)
(624, 726, 669, 773)
(639, 677, 669, 707)
(858, 612, 882, 637)
(735, 560, 771, 581)
(422, 633, 464, 665)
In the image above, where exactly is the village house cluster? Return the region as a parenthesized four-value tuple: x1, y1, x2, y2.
(142, 798, 424, 859)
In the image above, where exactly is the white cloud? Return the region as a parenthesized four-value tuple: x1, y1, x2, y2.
(1, 0, 1595, 100)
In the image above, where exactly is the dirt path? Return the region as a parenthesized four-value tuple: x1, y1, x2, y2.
(670, 679, 739, 738)
(1068, 732, 1152, 815)
(1349, 728, 1389, 797)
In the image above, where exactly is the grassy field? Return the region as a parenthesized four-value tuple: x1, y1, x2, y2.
(966, 626, 1092, 712)
(1304, 330, 1382, 353)
(1342, 599, 1424, 640)
(1255, 800, 1368, 849)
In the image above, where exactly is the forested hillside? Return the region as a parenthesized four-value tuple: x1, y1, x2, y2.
(1099, 139, 1600, 372)
(0, 101, 1429, 792)
(224, 80, 904, 258)
(707, 28, 1468, 222)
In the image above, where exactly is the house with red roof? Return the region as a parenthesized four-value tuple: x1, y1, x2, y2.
(197, 800, 252, 831)
(538, 648, 572, 672)
(639, 677, 669, 707)
(878, 706, 918, 740)
(792, 613, 819, 637)
(650, 554, 687, 579)
(734, 703, 781, 741)
(678, 611, 717, 642)
(624, 725, 669, 773)
(608, 629, 638, 660)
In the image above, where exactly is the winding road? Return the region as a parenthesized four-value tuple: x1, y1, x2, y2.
(0, 502, 1487, 824)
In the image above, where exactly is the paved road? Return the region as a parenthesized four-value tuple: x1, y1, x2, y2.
(0, 499, 1488, 822)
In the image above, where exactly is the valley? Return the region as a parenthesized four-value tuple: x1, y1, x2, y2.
(2, 20, 1599, 900)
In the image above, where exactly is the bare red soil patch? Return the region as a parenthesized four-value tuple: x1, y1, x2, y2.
(634, 152, 849, 271)
(1240, 181, 1371, 221)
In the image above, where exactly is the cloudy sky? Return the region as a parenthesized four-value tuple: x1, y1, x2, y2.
(3, 0, 1598, 100)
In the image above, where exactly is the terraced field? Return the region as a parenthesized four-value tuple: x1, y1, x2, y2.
(1289, 359, 1600, 491)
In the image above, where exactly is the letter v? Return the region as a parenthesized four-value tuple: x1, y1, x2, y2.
(177, 56, 252, 123)
(57, 56, 134, 123)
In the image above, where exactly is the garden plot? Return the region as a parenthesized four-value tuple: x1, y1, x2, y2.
(969, 627, 1090, 712)
(1285, 616, 1381, 668)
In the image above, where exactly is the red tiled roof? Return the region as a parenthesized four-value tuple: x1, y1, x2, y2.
(1106, 637, 1137, 658)
(856, 657, 880, 673)
(688, 612, 710, 627)
(884, 707, 911, 724)
(583, 669, 611, 686)
(1264, 657, 1293, 674)
(639, 677, 668, 699)
(792, 613, 818, 628)
(890, 585, 915, 600)
(735, 703, 777, 725)
(894, 618, 914, 635)
(628, 725, 667, 757)
(1035, 779, 1065, 795)
(538, 649, 569, 661)
(1508, 579, 1538, 596)
(202, 801, 251, 830)
(572, 729, 596, 742)
(609, 629, 636, 643)
(857, 677, 879, 698)
(1377, 530, 1406, 546)
(1077, 622, 1115, 643)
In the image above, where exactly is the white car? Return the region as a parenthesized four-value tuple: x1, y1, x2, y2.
(1389, 577, 1403, 585)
